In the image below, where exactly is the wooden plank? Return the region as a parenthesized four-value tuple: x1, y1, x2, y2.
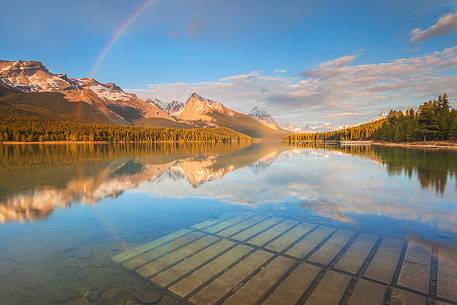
(335, 234, 377, 274)
(191, 213, 237, 230)
(304, 270, 352, 305)
(364, 238, 403, 284)
(204, 213, 256, 234)
(136, 235, 219, 278)
(398, 240, 432, 294)
(221, 256, 295, 305)
(111, 229, 190, 263)
(152, 239, 235, 287)
(189, 250, 273, 305)
(169, 244, 253, 298)
(192, 219, 220, 230)
(286, 226, 334, 259)
(390, 288, 427, 305)
(346, 279, 387, 305)
(265, 223, 316, 253)
(231, 217, 283, 241)
(217, 215, 268, 238)
(262, 262, 321, 305)
(437, 246, 457, 302)
(123, 232, 204, 270)
(309, 229, 354, 266)
(247, 220, 298, 247)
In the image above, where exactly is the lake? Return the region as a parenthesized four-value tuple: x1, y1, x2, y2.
(1, 142, 456, 305)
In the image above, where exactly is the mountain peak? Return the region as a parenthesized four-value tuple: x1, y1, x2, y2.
(0, 60, 48, 74)
(0, 60, 73, 92)
(104, 82, 123, 92)
(148, 99, 184, 116)
(190, 92, 202, 99)
(180, 93, 235, 122)
(249, 106, 272, 120)
(248, 106, 283, 131)
(186, 92, 220, 106)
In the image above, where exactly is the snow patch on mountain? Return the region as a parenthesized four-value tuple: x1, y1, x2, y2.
(248, 106, 281, 130)
(163, 100, 185, 116)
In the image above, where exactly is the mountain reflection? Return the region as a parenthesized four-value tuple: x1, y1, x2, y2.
(0, 143, 286, 223)
(0, 143, 456, 225)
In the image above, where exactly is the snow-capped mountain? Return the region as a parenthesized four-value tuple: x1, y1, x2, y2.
(0, 60, 175, 123)
(163, 100, 185, 116)
(0, 60, 78, 92)
(248, 106, 282, 130)
(147, 98, 168, 110)
(147, 99, 185, 116)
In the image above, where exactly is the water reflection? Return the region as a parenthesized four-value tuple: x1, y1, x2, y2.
(298, 143, 457, 194)
(0, 143, 456, 237)
(2, 142, 457, 305)
(0, 143, 286, 223)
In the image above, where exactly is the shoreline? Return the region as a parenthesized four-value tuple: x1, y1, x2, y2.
(0, 140, 254, 145)
(371, 141, 457, 150)
(289, 140, 457, 151)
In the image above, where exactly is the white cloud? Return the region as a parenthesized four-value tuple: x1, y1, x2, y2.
(411, 11, 457, 42)
(129, 47, 457, 128)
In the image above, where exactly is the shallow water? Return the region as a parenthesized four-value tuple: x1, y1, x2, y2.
(0, 142, 456, 305)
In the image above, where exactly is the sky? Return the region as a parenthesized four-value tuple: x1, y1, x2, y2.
(1, 0, 457, 128)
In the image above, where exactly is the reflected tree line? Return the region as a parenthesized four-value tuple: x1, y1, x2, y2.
(0, 142, 277, 223)
(295, 143, 457, 194)
(0, 142, 250, 170)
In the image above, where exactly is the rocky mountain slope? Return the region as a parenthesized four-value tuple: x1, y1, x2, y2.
(178, 93, 288, 139)
(149, 99, 184, 116)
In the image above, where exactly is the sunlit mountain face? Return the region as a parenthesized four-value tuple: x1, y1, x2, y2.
(1, 143, 456, 240)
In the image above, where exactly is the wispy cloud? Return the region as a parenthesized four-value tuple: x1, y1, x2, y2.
(410, 11, 457, 42)
(129, 47, 457, 128)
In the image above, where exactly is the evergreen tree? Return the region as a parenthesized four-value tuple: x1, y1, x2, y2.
(285, 93, 455, 143)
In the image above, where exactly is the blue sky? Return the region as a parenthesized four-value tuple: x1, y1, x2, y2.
(1, 0, 457, 127)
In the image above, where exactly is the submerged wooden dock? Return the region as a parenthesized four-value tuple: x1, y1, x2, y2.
(112, 213, 457, 305)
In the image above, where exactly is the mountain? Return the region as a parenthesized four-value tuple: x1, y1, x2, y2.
(146, 98, 168, 110)
(0, 60, 189, 127)
(150, 99, 185, 116)
(179, 93, 288, 139)
(248, 106, 283, 130)
(0, 60, 290, 138)
(163, 100, 185, 116)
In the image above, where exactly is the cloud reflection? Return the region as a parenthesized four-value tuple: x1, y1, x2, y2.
(0, 144, 456, 236)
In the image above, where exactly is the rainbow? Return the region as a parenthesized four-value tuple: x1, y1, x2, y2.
(89, 0, 158, 76)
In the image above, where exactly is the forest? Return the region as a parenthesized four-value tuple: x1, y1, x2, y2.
(0, 115, 252, 143)
(285, 94, 457, 143)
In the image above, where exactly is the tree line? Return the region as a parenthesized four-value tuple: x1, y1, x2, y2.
(373, 94, 457, 142)
(0, 115, 252, 143)
(284, 119, 385, 142)
(285, 94, 457, 143)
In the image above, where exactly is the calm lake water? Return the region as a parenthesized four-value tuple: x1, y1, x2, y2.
(0, 143, 456, 305)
